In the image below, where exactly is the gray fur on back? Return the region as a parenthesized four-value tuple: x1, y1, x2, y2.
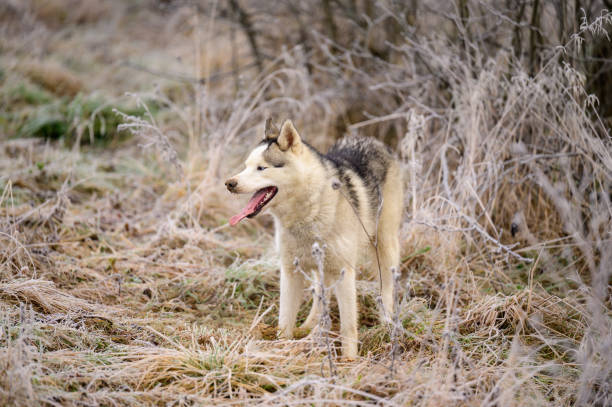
(324, 136, 395, 214)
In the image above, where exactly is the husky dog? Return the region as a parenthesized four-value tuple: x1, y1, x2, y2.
(225, 119, 403, 359)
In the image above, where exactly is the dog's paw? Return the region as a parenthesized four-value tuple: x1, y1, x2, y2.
(276, 327, 295, 340)
(339, 355, 358, 363)
(293, 327, 311, 339)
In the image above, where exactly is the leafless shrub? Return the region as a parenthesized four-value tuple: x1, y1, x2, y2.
(115, 95, 183, 177)
(311, 243, 339, 376)
(294, 243, 342, 377)
(388, 267, 402, 375)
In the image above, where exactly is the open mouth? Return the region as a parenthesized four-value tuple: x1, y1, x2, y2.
(229, 186, 278, 226)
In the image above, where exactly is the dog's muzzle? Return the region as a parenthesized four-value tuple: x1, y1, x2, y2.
(225, 179, 237, 192)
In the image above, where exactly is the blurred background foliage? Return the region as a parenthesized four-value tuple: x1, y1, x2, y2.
(1, 0, 610, 147)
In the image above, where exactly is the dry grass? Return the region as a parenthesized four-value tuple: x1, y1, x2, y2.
(17, 61, 84, 98)
(1, 1, 611, 406)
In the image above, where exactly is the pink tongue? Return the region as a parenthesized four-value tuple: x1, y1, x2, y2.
(229, 188, 270, 226)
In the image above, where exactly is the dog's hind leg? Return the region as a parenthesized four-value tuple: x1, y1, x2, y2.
(300, 273, 322, 330)
(300, 272, 332, 331)
(335, 267, 358, 359)
(375, 164, 403, 322)
(375, 232, 400, 321)
(278, 266, 304, 339)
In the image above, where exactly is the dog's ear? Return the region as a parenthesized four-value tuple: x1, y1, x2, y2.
(264, 117, 279, 140)
(278, 119, 301, 151)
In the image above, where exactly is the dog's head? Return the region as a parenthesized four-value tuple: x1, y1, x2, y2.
(225, 118, 305, 226)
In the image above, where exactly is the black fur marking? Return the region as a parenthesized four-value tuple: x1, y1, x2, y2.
(324, 136, 392, 213)
(260, 138, 278, 148)
(342, 171, 360, 210)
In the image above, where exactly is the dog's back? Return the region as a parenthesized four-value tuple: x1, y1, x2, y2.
(325, 136, 397, 216)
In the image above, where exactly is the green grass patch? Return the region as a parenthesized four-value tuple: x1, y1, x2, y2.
(225, 261, 278, 311)
(17, 95, 149, 146)
(0, 77, 155, 146)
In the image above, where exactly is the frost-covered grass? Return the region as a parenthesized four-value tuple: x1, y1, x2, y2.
(1, 1, 610, 406)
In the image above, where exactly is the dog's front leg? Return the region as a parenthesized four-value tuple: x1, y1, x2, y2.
(335, 267, 358, 359)
(278, 266, 304, 339)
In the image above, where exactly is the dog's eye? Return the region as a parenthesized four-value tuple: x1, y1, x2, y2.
(257, 166, 267, 171)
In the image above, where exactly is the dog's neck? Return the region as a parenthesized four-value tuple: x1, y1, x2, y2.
(269, 188, 323, 229)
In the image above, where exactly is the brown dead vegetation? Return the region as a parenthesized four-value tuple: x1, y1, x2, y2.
(0, 1, 610, 406)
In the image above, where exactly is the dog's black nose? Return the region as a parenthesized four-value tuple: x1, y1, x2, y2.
(225, 179, 237, 191)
